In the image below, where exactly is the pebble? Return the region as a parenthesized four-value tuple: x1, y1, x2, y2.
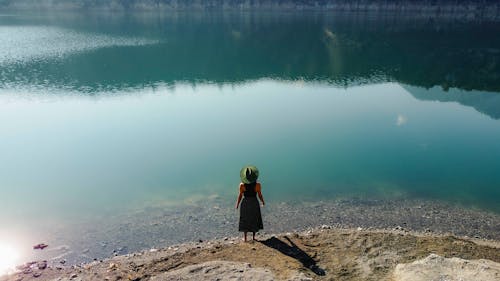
(37, 261, 48, 270)
(22, 268, 33, 275)
(27, 197, 499, 268)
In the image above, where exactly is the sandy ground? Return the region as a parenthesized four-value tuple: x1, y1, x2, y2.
(2, 226, 499, 281)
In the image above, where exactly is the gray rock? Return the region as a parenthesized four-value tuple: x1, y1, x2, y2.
(37, 261, 47, 270)
(393, 254, 500, 281)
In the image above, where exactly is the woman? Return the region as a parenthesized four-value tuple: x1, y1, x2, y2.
(235, 165, 265, 242)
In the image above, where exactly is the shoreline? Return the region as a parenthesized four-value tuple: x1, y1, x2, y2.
(1, 9, 499, 22)
(2, 226, 499, 281)
(1, 5, 500, 21)
(2, 1, 500, 11)
(1, 197, 499, 280)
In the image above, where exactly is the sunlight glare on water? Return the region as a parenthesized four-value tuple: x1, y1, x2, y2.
(0, 242, 20, 275)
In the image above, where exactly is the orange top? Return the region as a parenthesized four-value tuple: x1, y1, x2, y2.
(239, 182, 261, 193)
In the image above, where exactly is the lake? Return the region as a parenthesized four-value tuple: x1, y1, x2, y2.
(0, 11, 499, 272)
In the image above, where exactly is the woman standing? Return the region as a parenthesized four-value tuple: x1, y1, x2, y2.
(235, 165, 265, 242)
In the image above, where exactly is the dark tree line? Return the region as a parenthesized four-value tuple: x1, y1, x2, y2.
(1, 0, 500, 10)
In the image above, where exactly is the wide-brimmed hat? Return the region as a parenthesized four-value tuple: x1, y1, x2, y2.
(240, 165, 259, 184)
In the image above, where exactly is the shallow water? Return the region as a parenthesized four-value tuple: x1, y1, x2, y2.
(0, 11, 499, 271)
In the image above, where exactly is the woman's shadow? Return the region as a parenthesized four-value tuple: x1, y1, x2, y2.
(259, 236, 326, 276)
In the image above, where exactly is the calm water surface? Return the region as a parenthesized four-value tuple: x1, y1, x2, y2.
(0, 11, 500, 271)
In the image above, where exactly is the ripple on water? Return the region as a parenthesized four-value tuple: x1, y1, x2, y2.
(0, 25, 157, 65)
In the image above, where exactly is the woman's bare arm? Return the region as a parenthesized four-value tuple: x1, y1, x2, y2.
(257, 191, 265, 206)
(235, 192, 243, 209)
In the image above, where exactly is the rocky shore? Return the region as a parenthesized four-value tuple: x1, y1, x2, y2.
(1, 226, 499, 281)
(6, 197, 500, 271)
(1, 197, 499, 280)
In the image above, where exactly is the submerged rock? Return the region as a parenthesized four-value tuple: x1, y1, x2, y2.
(33, 243, 48, 250)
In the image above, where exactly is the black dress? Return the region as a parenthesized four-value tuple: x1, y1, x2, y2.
(238, 183, 263, 232)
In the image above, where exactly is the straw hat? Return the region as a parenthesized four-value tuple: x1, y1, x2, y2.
(240, 165, 259, 184)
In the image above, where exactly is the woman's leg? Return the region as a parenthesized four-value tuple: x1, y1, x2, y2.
(252, 232, 256, 240)
(244, 232, 248, 242)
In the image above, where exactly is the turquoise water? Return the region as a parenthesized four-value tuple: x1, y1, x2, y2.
(2, 81, 499, 215)
(0, 11, 499, 270)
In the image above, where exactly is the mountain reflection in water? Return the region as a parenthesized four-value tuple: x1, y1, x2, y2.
(1, 13, 500, 268)
(1, 12, 499, 119)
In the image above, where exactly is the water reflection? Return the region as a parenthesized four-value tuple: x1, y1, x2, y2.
(1, 81, 499, 217)
(0, 12, 500, 269)
(404, 85, 500, 119)
(1, 12, 499, 96)
(0, 25, 156, 65)
(0, 12, 499, 214)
